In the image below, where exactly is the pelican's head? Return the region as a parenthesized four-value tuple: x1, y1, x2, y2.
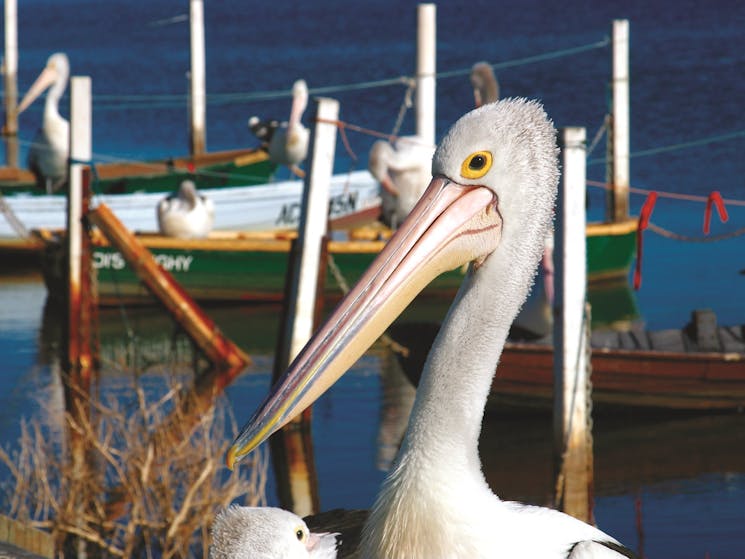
(17, 52, 70, 115)
(470, 61, 499, 108)
(210, 505, 339, 559)
(227, 98, 558, 468)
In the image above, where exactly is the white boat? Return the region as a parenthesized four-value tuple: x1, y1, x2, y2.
(0, 170, 382, 241)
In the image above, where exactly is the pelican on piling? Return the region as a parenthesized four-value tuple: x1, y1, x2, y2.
(156, 180, 214, 239)
(267, 79, 310, 177)
(470, 61, 500, 107)
(209, 505, 339, 559)
(227, 99, 635, 558)
(368, 136, 434, 228)
(17, 52, 70, 193)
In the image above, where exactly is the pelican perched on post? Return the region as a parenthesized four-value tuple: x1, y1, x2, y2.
(226, 99, 634, 558)
(209, 505, 339, 559)
(156, 180, 214, 239)
(368, 136, 434, 228)
(470, 61, 500, 108)
(16, 52, 70, 193)
(266, 79, 310, 177)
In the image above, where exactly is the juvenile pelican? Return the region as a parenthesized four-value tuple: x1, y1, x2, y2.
(367, 136, 434, 228)
(470, 61, 500, 107)
(17, 52, 70, 192)
(210, 505, 338, 559)
(267, 79, 310, 177)
(227, 99, 634, 558)
(156, 180, 214, 239)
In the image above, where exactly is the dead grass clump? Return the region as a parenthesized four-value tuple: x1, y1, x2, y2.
(0, 374, 267, 558)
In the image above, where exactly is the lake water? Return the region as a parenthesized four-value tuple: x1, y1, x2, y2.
(2, 0, 745, 557)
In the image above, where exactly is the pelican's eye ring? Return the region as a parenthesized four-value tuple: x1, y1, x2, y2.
(295, 527, 305, 541)
(460, 151, 493, 179)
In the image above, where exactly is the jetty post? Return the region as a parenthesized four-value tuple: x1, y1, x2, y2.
(416, 3, 436, 147)
(607, 19, 630, 222)
(553, 126, 594, 522)
(65, 74, 97, 558)
(3, 0, 19, 167)
(189, 0, 207, 155)
(271, 97, 340, 517)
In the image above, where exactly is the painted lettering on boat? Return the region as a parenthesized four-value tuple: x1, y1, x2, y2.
(93, 251, 194, 273)
(275, 191, 359, 226)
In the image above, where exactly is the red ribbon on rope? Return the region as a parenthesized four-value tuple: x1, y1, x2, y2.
(634, 191, 658, 290)
(703, 191, 729, 234)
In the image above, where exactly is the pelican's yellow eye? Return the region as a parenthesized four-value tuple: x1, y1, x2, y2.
(295, 527, 305, 541)
(460, 151, 493, 179)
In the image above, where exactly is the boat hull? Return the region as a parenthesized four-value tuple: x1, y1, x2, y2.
(390, 319, 745, 412)
(3, 170, 382, 240)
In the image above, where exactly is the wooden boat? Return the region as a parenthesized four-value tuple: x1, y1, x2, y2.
(389, 309, 745, 412)
(36, 219, 642, 311)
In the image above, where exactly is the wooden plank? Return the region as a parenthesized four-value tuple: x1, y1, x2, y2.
(0, 515, 53, 558)
(88, 203, 250, 370)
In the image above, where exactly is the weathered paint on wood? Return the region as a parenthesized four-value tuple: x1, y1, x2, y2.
(0, 515, 54, 558)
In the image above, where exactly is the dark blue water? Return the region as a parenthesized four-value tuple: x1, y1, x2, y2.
(3, 1, 745, 557)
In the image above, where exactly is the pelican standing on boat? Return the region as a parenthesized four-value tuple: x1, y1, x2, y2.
(470, 61, 500, 107)
(16, 52, 70, 193)
(267, 79, 310, 177)
(209, 505, 339, 559)
(156, 180, 214, 239)
(368, 136, 434, 228)
(226, 98, 635, 558)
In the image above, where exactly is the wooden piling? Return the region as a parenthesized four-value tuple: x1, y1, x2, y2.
(270, 97, 339, 517)
(553, 127, 594, 522)
(608, 19, 630, 222)
(63, 75, 97, 559)
(189, 0, 207, 155)
(416, 3, 436, 147)
(3, 0, 19, 167)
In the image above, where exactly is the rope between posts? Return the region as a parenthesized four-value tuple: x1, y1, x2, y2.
(647, 222, 745, 242)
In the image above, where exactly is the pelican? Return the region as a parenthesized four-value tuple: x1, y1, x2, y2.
(267, 79, 310, 177)
(248, 115, 280, 149)
(210, 505, 339, 559)
(470, 61, 500, 108)
(156, 180, 214, 239)
(227, 99, 634, 558)
(17, 52, 70, 193)
(368, 136, 435, 228)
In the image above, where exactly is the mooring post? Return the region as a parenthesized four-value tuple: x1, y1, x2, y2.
(3, 0, 19, 167)
(607, 18, 630, 222)
(271, 97, 339, 517)
(67, 76, 93, 389)
(189, 0, 206, 155)
(553, 126, 594, 523)
(65, 74, 95, 559)
(416, 3, 436, 147)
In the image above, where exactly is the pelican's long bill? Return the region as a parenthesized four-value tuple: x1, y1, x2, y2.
(17, 64, 58, 115)
(227, 175, 503, 469)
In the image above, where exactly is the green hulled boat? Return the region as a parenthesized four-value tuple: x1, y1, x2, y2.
(39, 218, 638, 317)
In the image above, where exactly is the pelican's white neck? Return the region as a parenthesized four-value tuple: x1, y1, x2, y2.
(405, 235, 534, 467)
(362, 225, 545, 559)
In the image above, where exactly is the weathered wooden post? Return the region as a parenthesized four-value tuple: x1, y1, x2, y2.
(416, 3, 436, 147)
(271, 97, 339, 517)
(553, 126, 594, 522)
(189, 0, 207, 155)
(607, 19, 630, 222)
(3, 0, 19, 167)
(65, 75, 96, 559)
